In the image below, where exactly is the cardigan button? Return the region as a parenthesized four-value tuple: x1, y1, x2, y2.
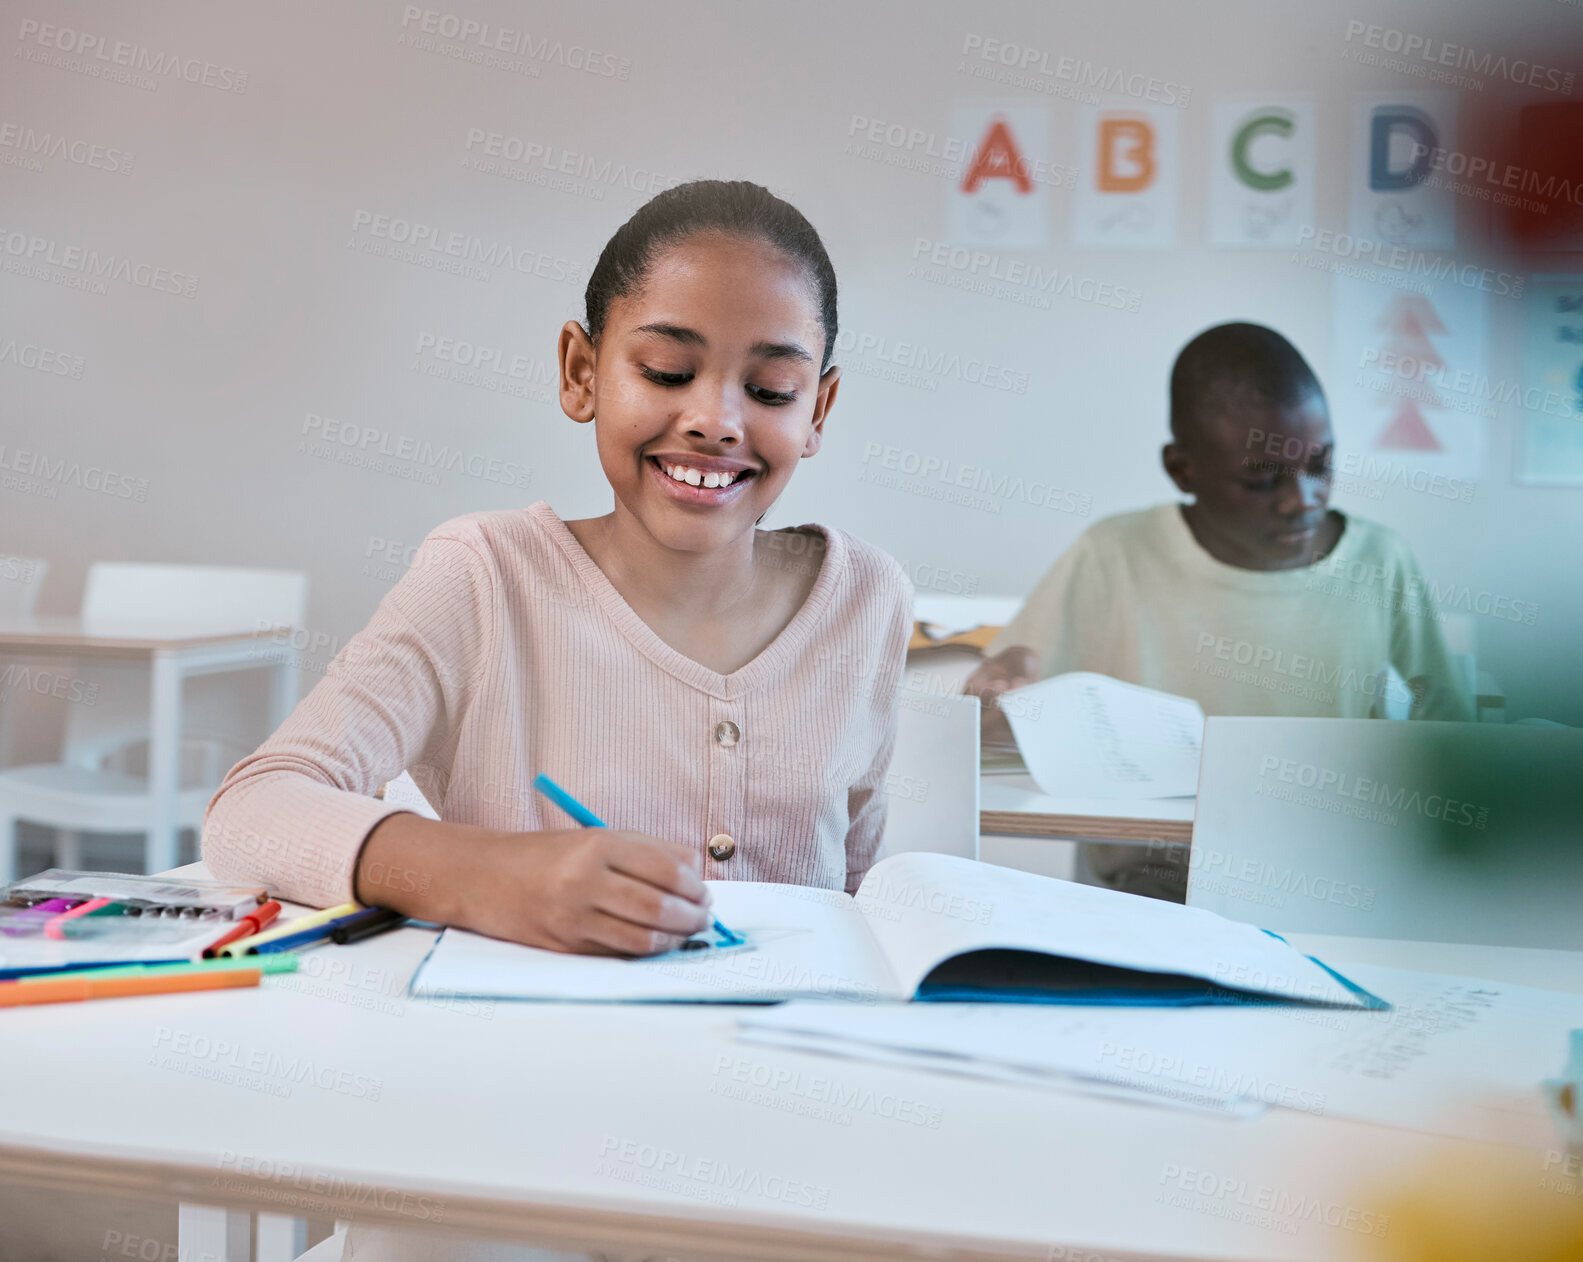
(713, 720, 740, 747)
(708, 834, 736, 861)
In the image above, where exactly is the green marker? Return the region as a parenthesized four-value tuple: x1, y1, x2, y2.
(18, 955, 300, 984)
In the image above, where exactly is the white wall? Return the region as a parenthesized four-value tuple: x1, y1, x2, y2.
(5, 0, 1580, 724)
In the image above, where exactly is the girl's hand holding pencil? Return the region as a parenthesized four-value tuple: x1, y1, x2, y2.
(355, 813, 713, 957)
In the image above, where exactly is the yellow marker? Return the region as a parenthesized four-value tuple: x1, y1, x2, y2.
(218, 901, 359, 957)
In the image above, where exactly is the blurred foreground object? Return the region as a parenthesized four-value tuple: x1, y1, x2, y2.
(1366, 1140, 1583, 1261)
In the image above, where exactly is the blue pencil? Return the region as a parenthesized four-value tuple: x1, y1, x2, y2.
(532, 773, 742, 946)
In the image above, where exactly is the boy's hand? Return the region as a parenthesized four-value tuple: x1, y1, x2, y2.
(356, 815, 713, 956)
(963, 646, 1041, 745)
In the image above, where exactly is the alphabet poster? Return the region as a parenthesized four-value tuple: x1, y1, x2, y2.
(1071, 103, 1179, 248)
(945, 105, 1052, 249)
(1348, 91, 1458, 249)
(1208, 98, 1316, 248)
(1516, 275, 1583, 486)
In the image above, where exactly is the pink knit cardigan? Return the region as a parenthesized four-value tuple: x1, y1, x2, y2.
(203, 502, 913, 908)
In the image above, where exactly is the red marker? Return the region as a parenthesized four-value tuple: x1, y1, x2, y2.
(201, 900, 282, 958)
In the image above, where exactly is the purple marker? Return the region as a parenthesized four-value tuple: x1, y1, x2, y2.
(2, 897, 81, 937)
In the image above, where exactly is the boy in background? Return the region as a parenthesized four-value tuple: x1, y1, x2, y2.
(966, 322, 1473, 898)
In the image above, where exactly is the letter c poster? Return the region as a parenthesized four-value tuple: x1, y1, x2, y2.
(1209, 97, 1316, 248)
(1071, 103, 1178, 248)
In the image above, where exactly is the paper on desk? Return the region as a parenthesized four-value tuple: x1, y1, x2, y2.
(410, 881, 903, 1003)
(1001, 672, 1204, 799)
(750, 1021, 1265, 1118)
(738, 964, 1583, 1143)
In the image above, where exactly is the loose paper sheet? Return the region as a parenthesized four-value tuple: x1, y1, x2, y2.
(738, 964, 1582, 1143)
(1001, 672, 1204, 799)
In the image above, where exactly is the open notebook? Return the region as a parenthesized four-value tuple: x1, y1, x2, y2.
(410, 853, 1385, 1008)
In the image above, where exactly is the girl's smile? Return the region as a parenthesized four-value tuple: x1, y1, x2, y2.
(646, 452, 757, 504)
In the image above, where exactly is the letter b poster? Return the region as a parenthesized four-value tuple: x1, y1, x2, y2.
(1071, 103, 1179, 248)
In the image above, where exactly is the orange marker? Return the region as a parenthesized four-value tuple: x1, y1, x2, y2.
(0, 966, 262, 1008)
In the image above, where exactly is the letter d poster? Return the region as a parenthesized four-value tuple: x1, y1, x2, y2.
(1349, 90, 1458, 249)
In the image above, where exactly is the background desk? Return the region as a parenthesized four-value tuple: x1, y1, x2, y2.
(2, 865, 1576, 1262)
(978, 774, 1194, 845)
(978, 774, 1194, 884)
(0, 617, 296, 874)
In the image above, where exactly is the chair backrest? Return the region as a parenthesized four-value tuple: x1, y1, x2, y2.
(1188, 716, 1583, 949)
(83, 563, 308, 629)
(912, 593, 1022, 638)
(62, 565, 309, 777)
(0, 556, 48, 616)
(875, 691, 980, 861)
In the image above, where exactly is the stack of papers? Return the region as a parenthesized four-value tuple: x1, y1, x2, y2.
(737, 964, 1583, 1142)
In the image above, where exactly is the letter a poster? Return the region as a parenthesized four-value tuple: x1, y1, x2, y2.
(945, 105, 1051, 248)
(1071, 103, 1178, 248)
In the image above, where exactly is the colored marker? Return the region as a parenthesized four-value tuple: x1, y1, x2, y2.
(3, 898, 80, 937)
(218, 901, 359, 957)
(202, 900, 282, 957)
(531, 774, 739, 947)
(251, 906, 387, 954)
(18, 955, 300, 983)
(44, 897, 113, 940)
(330, 907, 406, 945)
(0, 967, 262, 1008)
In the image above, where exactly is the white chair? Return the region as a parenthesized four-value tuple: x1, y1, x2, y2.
(0, 555, 48, 615)
(0, 556, 49, 769)
(0, 563, 308, 880)
(874, 691, 980, 861)
(912, 593, 1024, 639)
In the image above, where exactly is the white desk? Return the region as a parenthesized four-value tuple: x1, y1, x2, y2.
(2, 865, 1576, 1262)
(977, 776, 1193, 885)
(980, 774, 1194, 844)
(0, 617, 297, 873)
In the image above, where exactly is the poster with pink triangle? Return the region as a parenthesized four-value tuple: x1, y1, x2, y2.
(1330, 273, 1488, 487)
